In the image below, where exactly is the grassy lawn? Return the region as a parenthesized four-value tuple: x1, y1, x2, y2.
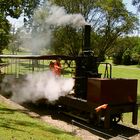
(0, 102, 80, 140)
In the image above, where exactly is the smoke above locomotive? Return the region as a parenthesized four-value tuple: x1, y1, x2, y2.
(33, 2, 88, 27)
(21, 1, 88, 55)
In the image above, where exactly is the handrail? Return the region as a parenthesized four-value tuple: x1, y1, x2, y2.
(99, 62, 112, 78)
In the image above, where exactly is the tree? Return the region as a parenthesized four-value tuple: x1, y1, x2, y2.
(131, 37, 140, 64)
(112, 36, 139, 65)
(50, 0, 98, 56)
(52, 26, 82, 56)
(0, 0, 41, 54)
(49, 0, 138, 60)
(90, 0, 138, 61)
(0, 16, 11, 54)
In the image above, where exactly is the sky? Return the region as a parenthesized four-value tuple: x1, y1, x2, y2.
(123, 0, 138, 14)
(7, 0, 139, 29)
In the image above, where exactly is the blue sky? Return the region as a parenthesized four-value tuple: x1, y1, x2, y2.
(8, 0, 139, 29)
(123, 0, 138, 14)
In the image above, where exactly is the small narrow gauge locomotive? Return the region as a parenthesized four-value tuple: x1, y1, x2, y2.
(56, 25, 138, 128)
(0, 24, 137, 129)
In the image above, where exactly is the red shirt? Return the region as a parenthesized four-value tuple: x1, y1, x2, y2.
(53, 61, 62, 76)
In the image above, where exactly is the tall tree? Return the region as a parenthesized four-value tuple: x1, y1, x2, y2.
(50, 0, 138, 60)
(0, 0, 41, 54)
(92, 0, 138, 60)
(112, 36, 139, 64)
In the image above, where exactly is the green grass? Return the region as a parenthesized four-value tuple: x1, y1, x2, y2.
(122, 111, 140, 128)
(0, 103, 80, 140)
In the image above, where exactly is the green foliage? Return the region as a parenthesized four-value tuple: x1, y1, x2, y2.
(91, 0, 138, 61)
(0, 16, 11, 53)
(0, 0, 41, 18)
(50, 0, 96, 56)
(132, 38, 140, 64)
(0, 0, 41, 54)
(52, 26, 83, 56)
(0, 0, 139, 59)
(113, 51, 123, 65)
(112, 36, 140, 65)
(122, 49, 132, 65)
(49, 0, 139, 58)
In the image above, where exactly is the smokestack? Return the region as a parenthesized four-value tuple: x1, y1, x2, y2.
(83, 24, 91, 52)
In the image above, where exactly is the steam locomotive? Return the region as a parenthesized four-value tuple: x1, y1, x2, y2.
(55, 25, 138, 128)
(0, 25, 138, 129)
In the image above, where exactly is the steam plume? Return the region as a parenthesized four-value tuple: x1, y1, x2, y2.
(45, 3, 87, 27)
(1, 72, 75, 104)
(19, 2, 87, 54)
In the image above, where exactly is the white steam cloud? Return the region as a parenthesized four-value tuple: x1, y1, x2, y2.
(1, 71, 75, 104)
(45, 4, 87, 27)
(19, 2, 87, 54)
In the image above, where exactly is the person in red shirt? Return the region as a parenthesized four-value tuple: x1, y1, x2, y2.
(53, 58, 62, 76)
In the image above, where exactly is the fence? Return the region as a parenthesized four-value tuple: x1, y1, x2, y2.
(0, 55, 76, 78)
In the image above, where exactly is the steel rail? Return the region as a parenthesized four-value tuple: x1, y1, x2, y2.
(71, 120, 131, 140)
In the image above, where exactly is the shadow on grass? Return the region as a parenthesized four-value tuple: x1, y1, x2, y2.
(0, 106, 71, 136)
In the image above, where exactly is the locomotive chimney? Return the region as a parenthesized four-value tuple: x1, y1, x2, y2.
(83, 24, 91, 52)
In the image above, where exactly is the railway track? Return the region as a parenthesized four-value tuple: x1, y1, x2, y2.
(23, 102, 140, 140)
(71, 119, 139, 140)
(65, 109, 140, 140)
